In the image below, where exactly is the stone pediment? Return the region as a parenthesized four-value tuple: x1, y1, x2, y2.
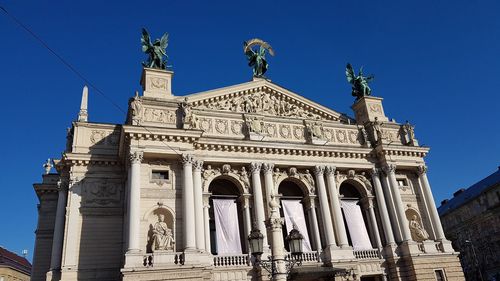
(185, 79, 346, 122)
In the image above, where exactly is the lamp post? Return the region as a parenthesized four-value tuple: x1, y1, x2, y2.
(465, 240, 484, 281)
(248, 226, 304, 280)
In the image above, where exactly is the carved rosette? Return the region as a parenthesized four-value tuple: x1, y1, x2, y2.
(417, 165, 428, 176)
(325, 166, 336, 177)
(181, 154, 194, 166)
(129, 151, 144, 164)
(313, 165, 325, 176)
(383, 164, 396, 175)
(193, 160, 204, 172)
(262, 163, 274, 174)
(250, 162, 262, 174)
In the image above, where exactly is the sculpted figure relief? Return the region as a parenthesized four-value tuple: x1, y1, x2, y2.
(179, 98, 192, 129)
(151, 214, 175, 251)
(409, 215, 429, 242)
(245, 115, 263, 136)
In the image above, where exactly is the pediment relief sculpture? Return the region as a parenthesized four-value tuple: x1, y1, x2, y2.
(189, 86, 340, 122)
(304, 120, 327, 145)
(201, 164, 250, 191)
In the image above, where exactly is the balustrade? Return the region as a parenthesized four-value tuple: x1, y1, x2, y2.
(213, 254, 251, 267)
(353, 249, 381, 259)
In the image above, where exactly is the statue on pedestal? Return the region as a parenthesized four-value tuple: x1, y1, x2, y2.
(179, 97, 192, 129)
(402, 120, 416, 145)
(346, 63, 374, 100)
(244, 38, 275, 78)
(43, 159, 53, 175)
(141, 28, 169, 69)
(151, 214, 175, 251)
(371, 117, 383, 144)
(130, 91, 143, 125)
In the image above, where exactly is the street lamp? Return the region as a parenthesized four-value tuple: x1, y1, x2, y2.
(248, 225, 304, 280)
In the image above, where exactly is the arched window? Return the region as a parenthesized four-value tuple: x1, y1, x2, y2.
(208, 178, 246, 255)
(339, 181, 375, 250)
(278, 180, 315, 252)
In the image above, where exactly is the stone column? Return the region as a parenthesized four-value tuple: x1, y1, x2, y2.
(417, 165, 446, 241)
(314, 165, 337, 248)
(250, 162, 268, 247)
(240, 194, 252, 252)
(370, 168, 396, 245)
(266, 198, 286, 281)
(193, 159, 205, 251)
(325, 166, 349, 248)
(202, 195, 211, 253)
(305, 196, 322, 251)
(366, 198, 383, 249)
(182, 154, 196, 251)
(262, 163, 275, 206)
(127, 151, 143, 253)
(49, 180, 68, 270)
(383, 164, 411, 242)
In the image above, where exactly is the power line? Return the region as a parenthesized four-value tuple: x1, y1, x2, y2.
(0, 5, 181, 156)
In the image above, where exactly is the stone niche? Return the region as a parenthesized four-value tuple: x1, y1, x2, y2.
(145, 207, 175, 253)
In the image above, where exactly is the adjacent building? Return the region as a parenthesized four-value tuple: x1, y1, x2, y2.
(31, 63, 465, 281)
(0, 246, 31, 281)
(438, 168, 500, 281)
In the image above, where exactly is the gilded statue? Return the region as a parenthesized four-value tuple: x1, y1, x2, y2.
(346, 63, 374, 100)
(141, 28, 169, 69)
(244, 38, 275, 78)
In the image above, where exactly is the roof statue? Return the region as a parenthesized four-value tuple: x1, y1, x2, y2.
(244, 38, 275, 78)
(346, 63, 374, 100)
(141, 28, 169, 69)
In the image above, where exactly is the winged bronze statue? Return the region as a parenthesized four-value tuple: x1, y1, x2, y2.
(141, 28, 169, 69)
(346, 63, 374, 100)
(244, 38, 275, 78)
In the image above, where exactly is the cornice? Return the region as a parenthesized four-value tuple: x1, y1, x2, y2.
(61, 153, 121, 167)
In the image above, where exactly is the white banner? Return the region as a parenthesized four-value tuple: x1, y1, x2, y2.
(341, 200, 373, 250)
(213, 199, 242, 254)
(282, 200, 312, 252)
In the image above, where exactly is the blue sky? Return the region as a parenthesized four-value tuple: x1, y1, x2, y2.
(1, 1, 499, 261)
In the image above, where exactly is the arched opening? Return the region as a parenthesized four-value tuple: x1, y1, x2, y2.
(278, 180, 315, 252)
(146, 207, 175, 253)
(208, 178, 245, 255)
(339, 181, 375, 250)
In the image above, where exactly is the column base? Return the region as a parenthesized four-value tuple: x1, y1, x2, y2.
(398, 240, 422, 256)
(322, 245, 355, 263)
(438, 239, 455, 253)
(45, 269, 61, 281)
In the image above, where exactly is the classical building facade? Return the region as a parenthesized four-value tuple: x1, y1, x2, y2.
(438, 168, 500, 281)
(0, 246, 32, 281)
(32, 67, 465, 281)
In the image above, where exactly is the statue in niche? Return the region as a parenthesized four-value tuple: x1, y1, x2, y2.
(402, 120, 416, 145)
(409, 215, 429, 242)
(151, 214, 175, 251)
(130, 91, 143, 125)
(244, 38, 275, 78)
(179, 97, 192, 129)
(346, 63, 374, 100)
(141, 28, 169, 69)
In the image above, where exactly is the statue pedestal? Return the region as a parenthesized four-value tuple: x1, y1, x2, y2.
(351, 96, 389, 125)
(141, 67, 174, 98)
(311, 138, 328, 145)
(248, 132, 264, 141)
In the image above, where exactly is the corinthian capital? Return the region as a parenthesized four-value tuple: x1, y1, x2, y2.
(325, 166, 336, 176)
(370, 167, 381, 178)
(382, 164, 396, 175)
(181, 153, 194, 165)
(129, 151, 144, 164)
(193, 160, 204, 171)
(313, 165, 325, 176)
(262, 163, 274, 174)
(417, 165, 428, 176)
(250, 162, 262, 174)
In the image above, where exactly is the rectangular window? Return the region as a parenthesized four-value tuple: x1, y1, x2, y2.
(397, 179, 407, 187)
(435, 269, 446, 281)
(152, 170, 169, 180)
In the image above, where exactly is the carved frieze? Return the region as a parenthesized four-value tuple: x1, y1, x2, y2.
(143, 107, 175, 124)
(90, 130, 119, 146)
(82, 180, 123, 207)
(193, 89, 330, 120)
